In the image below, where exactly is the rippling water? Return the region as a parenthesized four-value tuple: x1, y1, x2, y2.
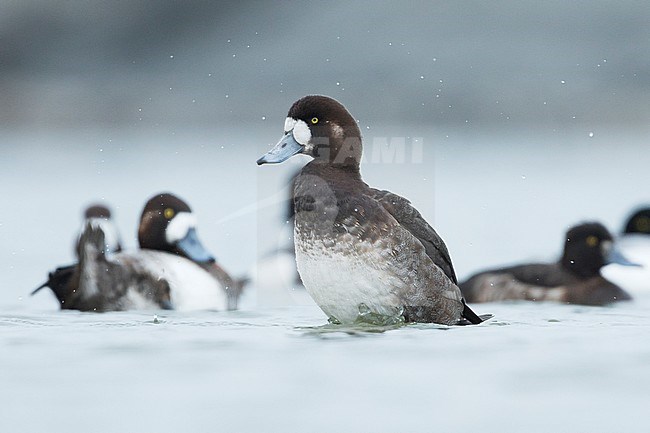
(3, 295, 650, 433)
(2, 129, 650, 432)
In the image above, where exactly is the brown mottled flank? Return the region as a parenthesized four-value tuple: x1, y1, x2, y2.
(295, 165, 464, 325)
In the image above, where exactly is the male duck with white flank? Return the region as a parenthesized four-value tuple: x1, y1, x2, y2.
(34, 193, 243, 312)
(460, 222, 638, 306)
(257, 95, 486, 325)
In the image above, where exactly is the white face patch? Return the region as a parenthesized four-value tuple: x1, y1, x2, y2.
(165, 212, 197, 244)
(284, 117, 297, 133)
(283, 117, 310, 146)
(292, 119, 311, 146)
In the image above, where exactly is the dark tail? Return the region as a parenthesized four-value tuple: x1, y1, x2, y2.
(460, 299, 489, 325)
(30, 281, 50, 296)
(30, 264, 77, 304)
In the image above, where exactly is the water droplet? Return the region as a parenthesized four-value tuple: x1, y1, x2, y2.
(560, 80, 566, 84)
(169, 55, 174, 59)
(420, 75, 424, 79)
(521, 175, 526, 180)
(261, 116, 266, 120)
(588, 132, 594, 138)
(153, 315, 160, 324)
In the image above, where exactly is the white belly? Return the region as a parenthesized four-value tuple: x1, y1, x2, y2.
(296, 237, 404, 324)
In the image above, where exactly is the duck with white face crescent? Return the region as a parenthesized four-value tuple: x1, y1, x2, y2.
(33, 193, 244, 312)
(258, 95, 487, 325)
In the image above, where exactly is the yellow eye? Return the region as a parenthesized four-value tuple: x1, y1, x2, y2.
(164, 208, 175, 219)
(586, 236, 599, 247)
(311, 117, 319, 124)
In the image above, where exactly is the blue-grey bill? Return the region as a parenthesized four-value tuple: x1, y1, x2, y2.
(257, 132, 303, 165)
(606, 246, 642, 267)
(176, 228, 215, 263)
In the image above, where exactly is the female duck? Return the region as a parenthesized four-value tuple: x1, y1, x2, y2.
(460, 222, 637, 306)
(257, 95, 485, 325)
(32, 204, 122, 308)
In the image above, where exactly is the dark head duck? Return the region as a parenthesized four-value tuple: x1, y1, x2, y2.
(624, 208, 650, 235)
(138, 193, 245, 309)
(258, 95, 486, 326)
(34, 194, 242, 311)
(460, 222, 638, 306)
(257, 95, 362, 169)
(138, 193, 215, 264)
(32, 204, 122, 306)
(76, 204, 122, 257)
(562, 223, 638, 277)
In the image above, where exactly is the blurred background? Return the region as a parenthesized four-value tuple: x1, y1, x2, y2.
(1, 0, 649, 309)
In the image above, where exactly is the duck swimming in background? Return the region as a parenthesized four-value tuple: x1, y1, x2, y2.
(78, 204, 122, 255)
(34, 193, 243, 311)
(460, 222, 638, 306)
(602, 207, 650, 294)
(257, 95, 486, 325)
(32, 204, 122, 307)
(138, 193, 245, 310)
